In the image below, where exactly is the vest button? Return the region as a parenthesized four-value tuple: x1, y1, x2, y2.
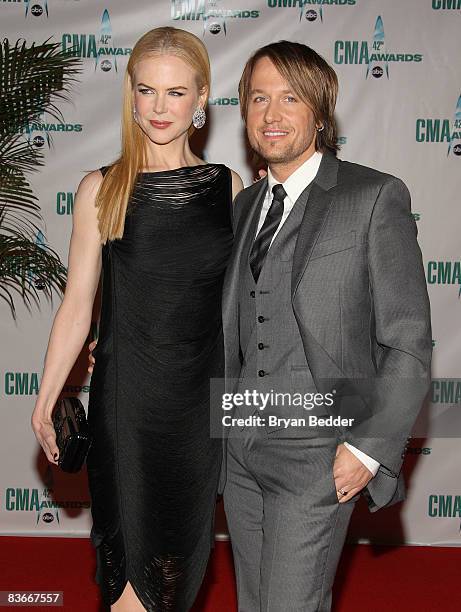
(257, 316, 265, 323)
(258, 343, 264, 350)
(258, 370, 266, 377)
(250, 291, 255, 298)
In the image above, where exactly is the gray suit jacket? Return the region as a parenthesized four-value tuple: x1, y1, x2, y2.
(221, 150, 432, 511)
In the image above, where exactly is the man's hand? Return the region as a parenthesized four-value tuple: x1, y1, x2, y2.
(333, 443, 374, 503)
(88, 339, 97, 374)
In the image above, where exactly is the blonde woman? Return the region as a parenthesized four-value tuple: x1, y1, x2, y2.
(32, 27, 243, 611)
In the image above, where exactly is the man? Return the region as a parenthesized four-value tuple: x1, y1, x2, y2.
(220, 42, 432, 611)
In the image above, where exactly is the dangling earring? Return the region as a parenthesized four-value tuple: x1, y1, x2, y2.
(133, 108, 138, 123)
(192, 107, 206, 129)
(316, 124, 325, 132)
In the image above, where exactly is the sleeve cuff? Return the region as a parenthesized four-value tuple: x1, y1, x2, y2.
(344, 442, 380, 477)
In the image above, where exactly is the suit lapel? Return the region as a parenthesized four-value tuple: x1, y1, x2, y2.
(234, 178, 268, 262)
(223, 178, 267, 309)
(292, 151, 340, 298)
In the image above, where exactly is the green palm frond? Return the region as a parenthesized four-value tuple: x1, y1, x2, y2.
(0, 38, 82, 319)
(0, 235, 67, 318)
(0, 160, 42, 231)
(0, 135, 42, 173)
(0, 38, 81, 135)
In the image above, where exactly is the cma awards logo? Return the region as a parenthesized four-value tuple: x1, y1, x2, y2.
(170, 0, 259, 36)
(432, 0, 461, 9)
(4, 469, 59, 524)
(96, 9, 118, 72)
(448, 94, 461, 156)
(416, 93, 461, 157)
(427, 259, 461, 300)
(334, 16, 423, 78)
(61, 10, 132, 72)
(5, 482, 90, 524)
(366, 16, 387, 79)
(265, 0, 356, 23)
(428, 495, 461, 519)
(24, 113, 83, 148)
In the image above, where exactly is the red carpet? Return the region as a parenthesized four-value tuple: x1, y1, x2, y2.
(0, 536, 459, 611)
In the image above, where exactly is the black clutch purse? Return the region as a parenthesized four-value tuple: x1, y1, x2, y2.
(52, 397, 92, 473)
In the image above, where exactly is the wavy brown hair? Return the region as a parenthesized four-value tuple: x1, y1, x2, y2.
(239, 41, 339, 154)
(95, 27, 211, 243)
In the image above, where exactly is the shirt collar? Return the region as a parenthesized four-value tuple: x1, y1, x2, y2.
(267, 150, 323, 203)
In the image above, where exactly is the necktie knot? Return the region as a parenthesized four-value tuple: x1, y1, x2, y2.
(272, 183, 287, 203)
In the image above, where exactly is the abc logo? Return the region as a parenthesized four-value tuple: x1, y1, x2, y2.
(100, 60, 112, 72)
(31, 4, 43, 17)
(372, 66, 383, 78)
(208, 23, 221, 35)
(305, 10, 317, 22)
(453, 143, 461, 156)
(33, 135, 45, 148)
(42, 512, 54, 523)
(34, 278, 46, 290)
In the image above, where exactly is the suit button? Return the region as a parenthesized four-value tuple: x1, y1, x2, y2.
(258, 316, 265, 323)
(250, 291, 255, 298)
(258, 343, 264, 350)
(258, 370, 266, 377)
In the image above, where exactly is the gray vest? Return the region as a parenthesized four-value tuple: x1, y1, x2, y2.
(236, 184, 328, 434)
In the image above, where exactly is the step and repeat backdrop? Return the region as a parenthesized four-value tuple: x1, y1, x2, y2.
(1, 0, 460, 545)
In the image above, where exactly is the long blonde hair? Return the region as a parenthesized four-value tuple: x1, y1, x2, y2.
(95, 27, 211, 243)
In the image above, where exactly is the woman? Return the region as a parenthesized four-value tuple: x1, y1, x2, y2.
(31, 27, 243, 611)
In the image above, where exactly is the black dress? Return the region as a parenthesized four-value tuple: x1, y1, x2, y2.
(86, 164, 233, 611)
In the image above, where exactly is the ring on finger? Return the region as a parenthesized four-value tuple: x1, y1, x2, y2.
(337, 488, 347, 496)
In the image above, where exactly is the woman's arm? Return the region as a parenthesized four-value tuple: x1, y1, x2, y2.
(31, 169, 104, 464)
(231, 169, 244, 200)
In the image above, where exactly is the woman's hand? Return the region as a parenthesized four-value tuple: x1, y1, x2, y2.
(88, 339, 97, 374)
(31, 407, 59, 465)
(254, 168, 268, 183)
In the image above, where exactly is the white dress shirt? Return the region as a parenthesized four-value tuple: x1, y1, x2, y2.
(255, 151, 380, 478)
(256, 151, 323, 242)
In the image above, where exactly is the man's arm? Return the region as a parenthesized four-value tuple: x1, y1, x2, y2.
(345, 176, 432, 476)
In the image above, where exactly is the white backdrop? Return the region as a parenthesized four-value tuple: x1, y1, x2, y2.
(1, 0, 460, 545)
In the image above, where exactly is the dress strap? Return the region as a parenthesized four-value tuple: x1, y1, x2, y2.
(99, 165, 110, 177)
